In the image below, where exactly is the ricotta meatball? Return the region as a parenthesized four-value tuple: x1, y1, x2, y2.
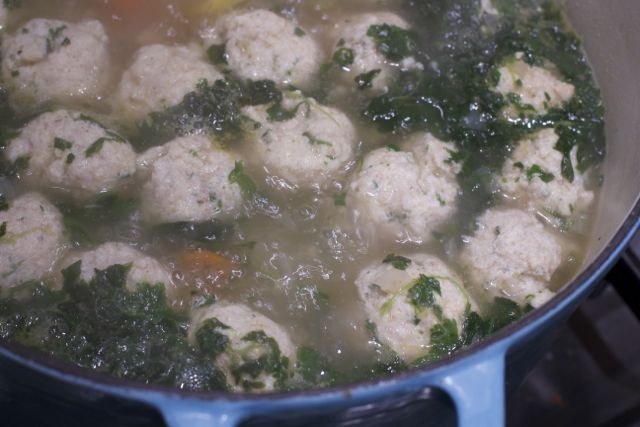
(189, 303, 296, 392)
(138, 135, 243, 224)
(2, 19, 110, 112)
(242, 92, 356, 189)
(0, 193, 67, 288)
(348, 133, 461, 243)
(501, 128, 594, 217)
(61, 242, 176, 299)
(331, 12, 421, 93)
(356, 253, 475, 362)
(460, 208, 563, 308)
(493, 52, 575, 115)
(115, 44, 223, 119)
(209, 9, 322, 87)
(4, 110, 136, 197)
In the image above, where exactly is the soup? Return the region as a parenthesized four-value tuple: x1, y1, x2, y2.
(0, 0, 604, 392)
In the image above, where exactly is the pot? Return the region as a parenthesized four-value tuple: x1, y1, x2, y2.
(1, 0, 639, 426)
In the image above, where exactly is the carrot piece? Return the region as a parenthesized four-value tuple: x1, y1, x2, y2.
(178, 249, 235, 280)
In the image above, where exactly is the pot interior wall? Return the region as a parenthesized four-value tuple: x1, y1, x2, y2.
(563, 0, 640, 263)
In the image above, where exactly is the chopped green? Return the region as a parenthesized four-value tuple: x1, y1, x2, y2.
(66, 153, 75, 164)
(333, 192, 347, 206)
(196, 318, 230, 357)
(85, 138, 105, 157)
(46, 25, 67, 54)
(382, 254, 411, 270)
(526, 164, 555, 183)
(513, 161, 525, 170)
(303, 132, 332, 146)
(355, 69, 381, 90)
(366, 24, 416, 61)
(53, 137, 73, 151)
(0, 194, 8, 211)
(228, 161, 257, 197)
(231, 330, 290, 391)
(295, 347, 341, 386)
(0, 262, 229, 391)
(266, 101, 304, 122)
(407, 275, 441, 311)
(294, 27, 306, 37)
(0, 221, 6, 238)
(207, 44, 227, 65)
(332, 47, 354, 68)
(387, 143, 401, 152)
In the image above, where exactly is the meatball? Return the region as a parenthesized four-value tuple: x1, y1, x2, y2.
(137, 135, 243, 224)
(460, 208, 563, 308)
(242, 92, 356, 189)
(209, 9, 322, 87)
(348, 133, 461, 243)
(501, 128, 594, 217)
(114, 44, 223, 119)
(2, 19, 110, 112)
(331, 12, 421, 93)
(4, 110, 137, 197)
(356, 253, 475, 362)
(189, 303, 296, 392)
(0, 193, 67, 288)
(493, 52, 575, 115)
(61, 242, 176, 299)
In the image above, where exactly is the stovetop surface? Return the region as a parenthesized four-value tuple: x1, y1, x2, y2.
(508, 237, 640, 427)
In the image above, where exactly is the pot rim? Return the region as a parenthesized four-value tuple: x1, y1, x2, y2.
(1, 196, 639, 403)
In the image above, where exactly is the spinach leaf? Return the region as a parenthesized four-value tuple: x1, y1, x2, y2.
(382, 253, 412, 270)
(366, 24, 416, 61)
(407, 275, 441, 310)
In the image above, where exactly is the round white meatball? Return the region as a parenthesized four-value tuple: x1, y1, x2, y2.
(4, 110, 137, 197)
(242, 92, 356, 189)
(114, 44, 223, 119)
(493, 52, 575, 116)
(0, 193, 67, 288)
(61, 242, 176, 299)
(460, 208, 563, 308)
(348, 133, 461, 243)
(2, 19, 110, 112)
(501, 128, 594, 217)
(331, 12, 421, 93)
(188, 303, 296, 392)
(356, 253, 475, 362)
(137, 135, 243, 224)
(210, 9, 322, 87)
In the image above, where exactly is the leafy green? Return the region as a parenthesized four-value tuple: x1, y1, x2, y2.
(526, 164, 555, 183)
(483, 297, 533, 334)
(207, 44, 227, 65)
(266, 101, 304, 122)
(195, 318, 230, 357)
(0, 194, 8, 211)
(333, 47, 355, 68)
(46, 25, 67, 54)
(228, 160, 257, 197)
(355, 69, 382, 90)
(53, 137, 73, 151)
(366, 24, 416, 61)
(333, 192, 347, 206)
(303, 132, 332, 146)
(382, 253, 412, 270)
(294, 27, 306, 37)
(0, 221, 6, 238)
(363, 0, 604, 230)
(407, 275, 441, 311)
(295, 346, 341, 386)
(230, 330, 291, 391)
(0, 262, 229, 391)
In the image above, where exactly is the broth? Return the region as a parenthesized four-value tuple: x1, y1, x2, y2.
(0, 0, 604, 392)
